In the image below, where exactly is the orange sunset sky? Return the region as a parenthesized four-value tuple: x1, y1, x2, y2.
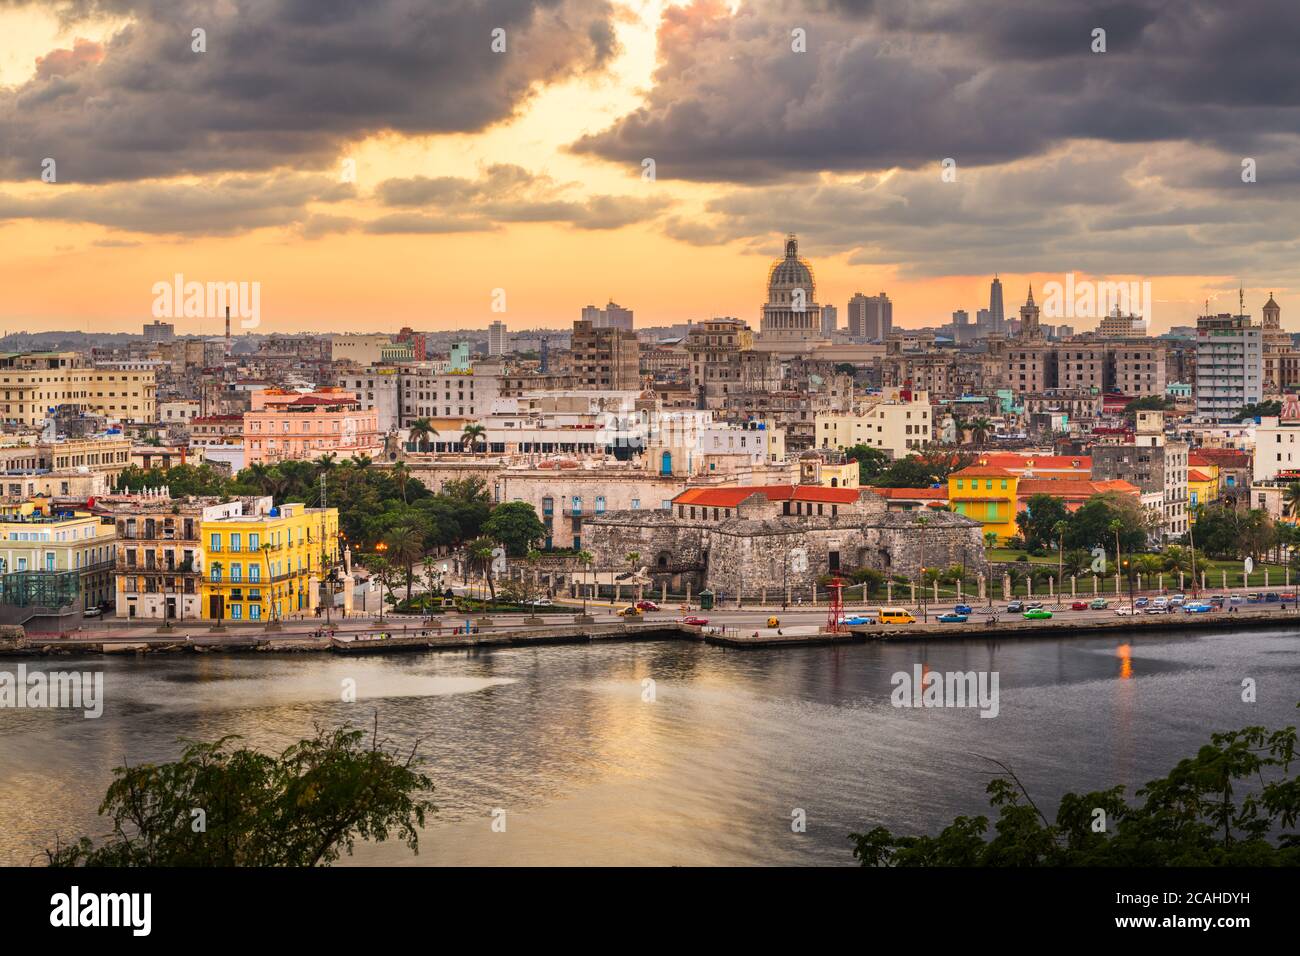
(0, 1, 1295, 337)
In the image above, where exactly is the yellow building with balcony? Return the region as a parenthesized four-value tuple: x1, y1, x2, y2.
(199, 499, 339, 622)
(948, 465, 1019, 544)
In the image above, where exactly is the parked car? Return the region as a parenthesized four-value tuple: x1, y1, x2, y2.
(616, 605, 642, 617)
(1070, 601, 1089, 611)
(841, 615, 876, 626)
(1090, 598, 1109, 610)
(1282, 592, 1297, 600)
(1169, 594, 1186, 607)
(682, 616, 709, 626)
(635, 600, 660, 611)
(1025, 601, 1044, 610)
(1023, 608, 1053, 620)
(953, 604, 973, 616)
(83, 606, 103, 618)
(1247, 592, 1263, 603)
(1229, 595, 1245, 605)
(937, 613, 969, 623)
(1146, 605, 1170, 614)
(1265, 592, 1281, 603)
(1183, 602, 1213, 613)
(1209, 595, 1226, 607)
(1007, 600, 1025, 613)
(1135, 596, 1150, 608)
(1115, 606, 1137, 616)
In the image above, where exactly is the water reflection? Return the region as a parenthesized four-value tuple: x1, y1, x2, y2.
(0, 627, 1296, 866)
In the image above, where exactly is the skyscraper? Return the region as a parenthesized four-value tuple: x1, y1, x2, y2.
(488, 320, 508, 356)
(989, 275, 1005, 334)
(847, 292, 892, 341)
(821, 303, 838, 336)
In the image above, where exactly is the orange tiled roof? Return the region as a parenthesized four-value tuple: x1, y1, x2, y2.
(1188, 469, 1214, 482)
(1018, 478, 1139, 499)
(951, 465, 1017, 478)
(979, 453, 1091, 471)
(1190, 449, 1248, 466)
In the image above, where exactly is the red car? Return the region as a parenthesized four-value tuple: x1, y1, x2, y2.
(1070, 601, 1088, 610)
(682, 616, 709, 626)
(636, 600, 660, 611)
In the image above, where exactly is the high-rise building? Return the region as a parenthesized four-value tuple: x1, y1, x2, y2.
(821, 304, 838, 336)
(1195, 312, 1262, 421)
(570, 319, 640, 390)
(488, 320, 508, 356)
(143, 320, 175, 344)
(989, 275, 1005, 334)
(581, 300, 634, 330)
(847, 292, 892, 341)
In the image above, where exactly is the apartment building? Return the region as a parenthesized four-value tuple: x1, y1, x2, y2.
(1089, 411, 1189, 540)
(1195, 314, 1262, 421)
(243, 392, 382, 465)
(567, 319, 641, 391)
(0, 501, 115, 612)
(200, 498, 340, 621)
(102, 495, 205, 620)
(814, 388, 932, 458)
(0, 352, 156, 424)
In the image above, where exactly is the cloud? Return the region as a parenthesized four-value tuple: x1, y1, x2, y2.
(0, 173, 354, 234)
(0, 0, 620, 183)
(572, 0, 1300, 183)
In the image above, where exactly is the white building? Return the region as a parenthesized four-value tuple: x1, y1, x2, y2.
(814, 388, 931, 458)
(1196, 314, 1262, 421)
(488, 321, 509, 356)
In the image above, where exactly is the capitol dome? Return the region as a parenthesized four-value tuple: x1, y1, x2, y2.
(767, 234, 816, 302)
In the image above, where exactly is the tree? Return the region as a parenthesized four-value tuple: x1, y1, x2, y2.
(850, 709, 1300, 866)
(482, 501, 546, 557)
(408, 418, 437, 452)
(1063, 492, 1150, 557)
(576, 549, 594, 614)
(845, 444, 890, 484)
(384, 526, 424, 601)
(968, 417, 993, 446)
(1015, 494, 1071, 551)
(1285, 482, 1300, 521)
(1233, 400, 1282, 423)
(461, 424, 487, 454)
(467, 536, 498, 602)
(46, 724, 434, 867)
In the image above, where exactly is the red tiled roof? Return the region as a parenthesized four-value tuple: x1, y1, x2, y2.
(1017, 478, 1140, 499)
(872, 487, 949, 499)
(673, 485, 862, 508)
(980, 453, 1091, 470)
(1188, 469, 1214, 482)
(1190, 449, 1248, 466)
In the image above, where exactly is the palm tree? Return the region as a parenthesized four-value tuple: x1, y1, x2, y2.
(350, 454, 372, 471)
(461, 424, 487, 455)
(244, 462, 275, 496)
(576, 549, 594, 615)
(384, 526, 424, 602)
(468, 536, 497, 602)
(950, 416, 968, 445)
(1285, 482, 1300, 520)
(408, 418, 438, 452)
(1109, 517, 1127, 600)
(390, 461, 412, 505)
(969, 417, 993, 447)
(1054, 519, 1069, 598)
(315, 452, 337, 477)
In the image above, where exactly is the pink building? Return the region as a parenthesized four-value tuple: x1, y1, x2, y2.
(243, 392, 382, 465)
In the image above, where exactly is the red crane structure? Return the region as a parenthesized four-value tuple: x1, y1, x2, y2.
(825, 576, 845, 633)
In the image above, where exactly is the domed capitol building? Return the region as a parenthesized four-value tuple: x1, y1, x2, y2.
(756, 234, 830, 352)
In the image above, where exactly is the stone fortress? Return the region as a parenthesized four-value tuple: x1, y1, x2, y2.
(585, 479, 987, 600)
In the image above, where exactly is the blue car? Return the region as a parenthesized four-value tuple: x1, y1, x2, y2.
(954, 604, 973, 616)
(841, 615, 876, 626)
(937, 613, 969, 623)
(1183, 602, 1213, 613)
(1135, 596, 1150, 608)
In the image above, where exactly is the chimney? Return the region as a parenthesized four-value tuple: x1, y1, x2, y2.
(225, 306, 231, 357)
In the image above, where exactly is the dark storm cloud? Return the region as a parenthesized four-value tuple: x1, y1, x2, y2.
(0, 173, 353, 234)
(0, 0, 620, 183)
(573, 0, 1300, 183)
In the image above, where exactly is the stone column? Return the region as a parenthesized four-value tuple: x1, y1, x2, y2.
(1002, 574, 1010, 600)
(685, 581, 692, 607)
(1178, 571, 1185, 591)
(1092, 575, 1098, 596)
(910, 582, 917, 605)
(760, 586, 766, 605)
(787, 584, 793, 606)
(341, 572, 354, 615)
(886, 581, 893, 603)
(1027, 576, 1033, 598)
(1049, 577, 1055, 601)
(977, 574, 986, 600)
(1222, 570, 1227, 589)
(1157, 572, 1163, 592)
(1115, 573, 1120, 595)
(1071, 575, 1076, 598)
(932, 581, 939, 603)
(957, 580, 963, 602)
(1265, 569, 1270, 588)
(811, 584, 817, 606)
(661, 581, 668, 604)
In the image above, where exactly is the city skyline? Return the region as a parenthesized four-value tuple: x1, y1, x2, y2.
(1, 1, 1297, 334)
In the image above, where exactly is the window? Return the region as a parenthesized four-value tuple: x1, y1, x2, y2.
(210, 533, 221, 552)
(231, 533, 241, 553)
(231, 564, 242, 583)
(250, 533, 260, 551)
(249, 564, 261, 582)
(230, 604, 242, 620)
(250, 605, 261, 620)
(631, 499, 640, 510)
(210, 566, 221, 583)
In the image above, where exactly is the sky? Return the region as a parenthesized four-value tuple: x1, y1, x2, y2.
(0, 0, 1297, 336)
